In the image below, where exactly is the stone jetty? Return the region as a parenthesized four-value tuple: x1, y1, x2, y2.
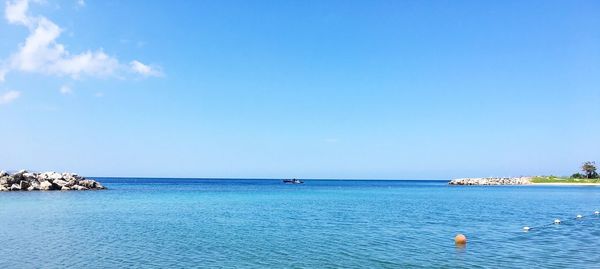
(449, 177, 532, 185)
(0, 170, 105, 191)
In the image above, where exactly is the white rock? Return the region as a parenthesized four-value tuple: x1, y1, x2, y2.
(0, 169, 104, 191)
(53, 179, 69, 187)
(48, 172, 63, 181)
(39, 181, 53, 191)
(449, 177, 532, 186)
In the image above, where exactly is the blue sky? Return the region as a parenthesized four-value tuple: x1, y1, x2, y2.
(0, 0, 599, 179)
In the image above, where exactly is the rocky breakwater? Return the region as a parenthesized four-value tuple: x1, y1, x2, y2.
(0, 170, 105, 191)
(449, 177, 532, 185)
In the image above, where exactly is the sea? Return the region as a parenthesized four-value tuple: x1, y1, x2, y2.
(1, 178, 599, 268)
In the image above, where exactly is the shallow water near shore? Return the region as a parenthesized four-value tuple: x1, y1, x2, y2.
(1, 178, 600, 268)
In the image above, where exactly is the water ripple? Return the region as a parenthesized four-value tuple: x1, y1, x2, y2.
(0, 180, 599, 268)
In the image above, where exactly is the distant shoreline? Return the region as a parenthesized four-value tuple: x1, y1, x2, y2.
(530, 176, 600, 185)
(531, 182, 600, 186)
(449, 176, 600, 186)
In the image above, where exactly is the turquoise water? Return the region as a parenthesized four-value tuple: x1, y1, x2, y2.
(1, 179, 600, 268)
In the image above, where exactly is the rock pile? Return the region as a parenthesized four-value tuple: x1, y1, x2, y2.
(0, 170, 105, 191)
(449, 177, 532, 185)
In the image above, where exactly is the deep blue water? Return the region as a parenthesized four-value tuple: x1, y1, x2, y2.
(1, 178, 600, 268)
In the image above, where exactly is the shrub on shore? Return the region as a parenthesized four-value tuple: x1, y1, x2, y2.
(571, 173, 585, 179)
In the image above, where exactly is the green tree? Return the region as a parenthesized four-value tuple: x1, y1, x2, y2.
(581, 161, 598, 179)
(571, 173, 584, 179)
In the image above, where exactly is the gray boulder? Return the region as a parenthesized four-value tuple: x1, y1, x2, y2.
(12, 170, 27, 181)
(72, 185, 88, 191)
(19, 180, 30, 190)
(78, 180, 98, 189)
(4, 175, 18, 185)
(10, 184, 21, 191)
(0, 170, 105, 191)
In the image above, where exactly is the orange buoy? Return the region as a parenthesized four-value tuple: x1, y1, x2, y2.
(454, 234, 467, 245)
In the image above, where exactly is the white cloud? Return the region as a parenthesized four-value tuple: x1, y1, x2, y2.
(94, 91, 103, 97)
(130, 60, 162, 77)
(1, 0, 162, 83)
(0, 90, 21, 104)
(77, 0, 84, 7)
(7, 12, 119, 79)
(59, 84, 72, 94)
(5, 0, 30, 26)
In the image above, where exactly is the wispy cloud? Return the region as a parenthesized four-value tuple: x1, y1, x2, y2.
(0, 90, 21, 104)
(76, 0, 84, 7)
(130, 60, 162, 77)
(59, 84, 72, 94)
(1, 0, 162, 83)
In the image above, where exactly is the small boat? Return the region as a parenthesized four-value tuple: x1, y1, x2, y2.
(283, 178, 304, 184)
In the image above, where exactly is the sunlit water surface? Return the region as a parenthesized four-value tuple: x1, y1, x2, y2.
(1, 179, 600, 268)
